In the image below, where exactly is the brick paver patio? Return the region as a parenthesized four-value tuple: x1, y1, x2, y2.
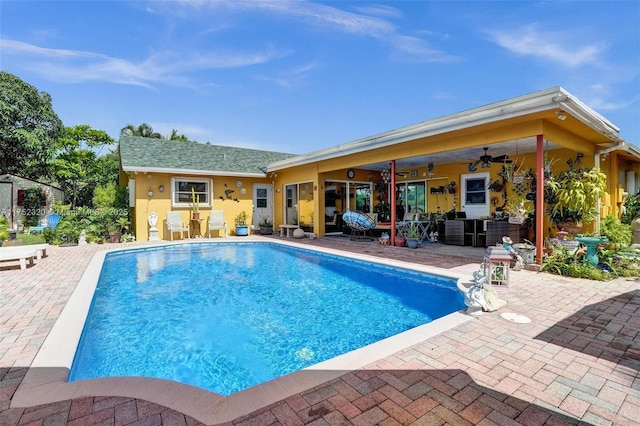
(1, 236, 638, 425)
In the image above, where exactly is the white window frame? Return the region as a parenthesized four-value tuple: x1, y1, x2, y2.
(171, 177, 212, 209)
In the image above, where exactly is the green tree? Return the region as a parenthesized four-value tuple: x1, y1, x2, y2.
(51, 125, 115, 207)
(168, 129, 190, 142)
(120, 123, 163, 138)
(0, 71, 64, 178)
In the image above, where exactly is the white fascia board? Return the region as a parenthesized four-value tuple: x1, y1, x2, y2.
(267, 86, 623, 171)
(268, 87, 564, 170)
(122, 166, 266, 178)
(620, 143, 640, 160)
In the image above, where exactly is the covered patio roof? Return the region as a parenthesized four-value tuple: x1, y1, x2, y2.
(267, 86, 632, 173)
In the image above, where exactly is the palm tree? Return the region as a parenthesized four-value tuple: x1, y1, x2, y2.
(120, 123, 163, 139)
(168, 129, 190, 142)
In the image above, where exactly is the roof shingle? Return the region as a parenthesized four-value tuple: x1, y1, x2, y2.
(119, 136, 296, 176)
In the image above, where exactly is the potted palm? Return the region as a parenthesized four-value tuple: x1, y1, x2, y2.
(234, 211, 249, 236)
(405, 222, 421, 249)
(259, 216, 273, 235)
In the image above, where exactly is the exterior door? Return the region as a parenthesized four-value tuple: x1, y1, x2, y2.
(461, 172, 489, 218)
(252, 183, 273, 227)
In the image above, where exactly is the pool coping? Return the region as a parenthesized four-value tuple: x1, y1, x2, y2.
(12, 237, 474, 424)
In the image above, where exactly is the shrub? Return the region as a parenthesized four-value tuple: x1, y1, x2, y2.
(600, 215, 631, 245)
(0, 216, 9, 243)
(22, 186, 45, 227)
(621, 192, 640, 225)
(542, 244, 640, 281)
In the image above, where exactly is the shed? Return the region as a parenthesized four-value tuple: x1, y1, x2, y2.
(0, 174, 64, 230)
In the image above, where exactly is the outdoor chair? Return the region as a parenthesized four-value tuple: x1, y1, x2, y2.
(165, 211, 189, 240)
(46, 213, 61, 229)
(342, 210, 375, 241)
(207, 210, 227, 238)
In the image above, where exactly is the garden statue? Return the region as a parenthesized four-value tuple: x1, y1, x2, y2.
(457, 266, 507, 315)
(148, 212, 159, 241)
(502, 236, 525, 270)
(78, 230, 87, 245)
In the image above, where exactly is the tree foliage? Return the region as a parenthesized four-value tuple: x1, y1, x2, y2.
(121, 123, 163, 138)
(0, 71, 64, 178)
(50, 125, 116, 207)
(120, 123, 190, 141)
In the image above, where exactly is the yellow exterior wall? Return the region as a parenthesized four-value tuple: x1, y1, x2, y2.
(132, 172, 273, 241)
(305, 146, 619, 237)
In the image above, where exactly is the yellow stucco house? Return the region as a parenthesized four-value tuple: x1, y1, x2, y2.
(120, 86, 640, 261)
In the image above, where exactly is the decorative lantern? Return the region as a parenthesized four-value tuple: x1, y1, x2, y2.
(484, 246, 511, 287)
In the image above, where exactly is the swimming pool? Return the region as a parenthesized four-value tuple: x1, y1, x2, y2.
(69, 242, 465, 395)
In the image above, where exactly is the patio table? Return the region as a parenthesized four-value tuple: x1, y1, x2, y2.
(395, 220, 432, 242)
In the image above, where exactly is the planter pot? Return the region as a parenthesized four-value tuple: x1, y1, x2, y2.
(406, 238, 419, 249)
(192, 212, 200, 220)
(109, 233, 121, 243)
(235, 225, 249, 236)
(394, 236, 406, 247)
(260, 226, 273, 235)
(556, 221, 583, 236)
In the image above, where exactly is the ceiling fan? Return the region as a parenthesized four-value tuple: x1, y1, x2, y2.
(468, 147, 511, 172)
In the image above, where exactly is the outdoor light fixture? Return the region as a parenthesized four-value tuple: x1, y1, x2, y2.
(158, 185, 165, 192)
(556, 111, 567, 121)
(482, 160, 491, 169)
(147, 188, 154, 197)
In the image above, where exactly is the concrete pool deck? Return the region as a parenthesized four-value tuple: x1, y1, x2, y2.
(1, 236, 639, 425)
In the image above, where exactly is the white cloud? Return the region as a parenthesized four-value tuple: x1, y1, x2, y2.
(486, 24, 605, 68)
(352, 4, 403, 19)
(159, 0, 460, 63)
(252, 60, 323, 89)
(0, 37, 286, 88)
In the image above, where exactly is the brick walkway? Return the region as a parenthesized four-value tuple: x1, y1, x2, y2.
(1, 237, 638, 425)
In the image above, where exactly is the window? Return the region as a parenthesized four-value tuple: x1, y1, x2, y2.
(465, 178, 487, 204)
(256, 188, 268, 208)
(171, 177, 212, 208)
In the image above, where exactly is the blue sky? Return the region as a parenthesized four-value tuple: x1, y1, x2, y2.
(2, 1, 639, 154)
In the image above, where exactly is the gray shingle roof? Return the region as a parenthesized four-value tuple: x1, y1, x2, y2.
(119, 136, 296, 176)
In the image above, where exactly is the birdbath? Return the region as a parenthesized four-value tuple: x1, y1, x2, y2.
(575, 235, 608, 266)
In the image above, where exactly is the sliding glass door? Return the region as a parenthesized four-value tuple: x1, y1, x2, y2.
(284, 182, 314, 227)
(396, 180, 426, 217)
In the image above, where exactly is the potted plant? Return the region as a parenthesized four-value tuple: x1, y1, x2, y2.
(405, 222, 421, 249)
(191, 187, 200, 220)
(107, 216, 130, 243)
(234, 211, 249, 236)
(506, 197, 533, 225)
(545, 166, 606, 235)
(394, 235, 406, 247)
(259, 216, 273, 235)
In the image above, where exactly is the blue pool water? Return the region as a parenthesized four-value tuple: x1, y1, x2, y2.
(69, 243, 464, 395)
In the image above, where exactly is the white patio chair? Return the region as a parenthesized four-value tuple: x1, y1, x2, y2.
(166, 211, 189, 240)
(207, 210, 227, 238)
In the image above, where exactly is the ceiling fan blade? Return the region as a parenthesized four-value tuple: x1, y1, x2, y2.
(491, 155, 509, 162)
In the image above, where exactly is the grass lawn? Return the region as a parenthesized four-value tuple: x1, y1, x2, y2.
(16, 233, 46, 245)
